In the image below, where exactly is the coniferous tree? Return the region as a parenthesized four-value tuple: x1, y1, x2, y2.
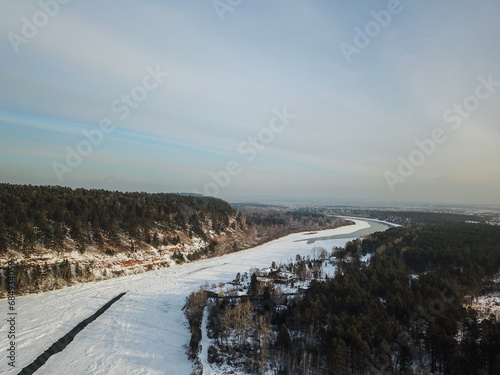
(53, 223, 65, 253)
(152, 232, 160, 248)
(276, 324, 291, 350)
(329, 338, 349, 375)
(248, 273, 258, 297)
(0, 218, 8, 253)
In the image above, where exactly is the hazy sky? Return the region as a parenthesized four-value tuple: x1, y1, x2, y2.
(1, 1, 499, 206)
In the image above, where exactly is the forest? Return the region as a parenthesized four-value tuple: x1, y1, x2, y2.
(0, 183, 350, 295)
(195, 223, 500, 374)
(0, 183, 233, 255)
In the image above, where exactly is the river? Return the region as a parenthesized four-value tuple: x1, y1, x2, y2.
(0, 218, 392, 375)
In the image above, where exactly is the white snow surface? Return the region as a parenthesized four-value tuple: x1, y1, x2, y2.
(0, 220, 373, 375)
(199, 306, 211, 374)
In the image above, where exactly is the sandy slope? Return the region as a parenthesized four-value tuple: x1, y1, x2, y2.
(0, 219, 373, 375)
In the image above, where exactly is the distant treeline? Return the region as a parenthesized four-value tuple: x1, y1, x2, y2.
(304, 206, 490, 225)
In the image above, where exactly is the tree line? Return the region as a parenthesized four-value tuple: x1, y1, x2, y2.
(0, 183, 234, 256)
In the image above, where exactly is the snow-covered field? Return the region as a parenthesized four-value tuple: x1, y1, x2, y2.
(0, 219, 379, 375)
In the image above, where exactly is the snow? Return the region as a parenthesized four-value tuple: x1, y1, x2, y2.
(336, 215, 401, 228)
(0, 219, 375, 375)
(465, 292, 500, 321)
(322, 261, 337, 278)
(360, 254, 371, 263)
(199, 306, 211, 375)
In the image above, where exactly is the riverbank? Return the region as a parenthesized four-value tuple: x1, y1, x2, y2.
(0, 217, 354, 298)
(0, 219, 384, 375)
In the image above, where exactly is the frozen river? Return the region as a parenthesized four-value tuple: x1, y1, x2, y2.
(0, 218, 391, 375)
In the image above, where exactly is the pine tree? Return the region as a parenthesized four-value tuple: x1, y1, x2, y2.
(152, 232, 160, 248)
(22, 225, 36, 256)
(276, 324, 291, 350)
(329, 338, 349, 375)
(0, 218, 8, 253)
(93, 228, 105, 250)
(53, 223, 65, 253)
(248, 273, 258, 297)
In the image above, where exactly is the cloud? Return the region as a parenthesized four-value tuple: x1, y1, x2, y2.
(1, 0, 500, 205)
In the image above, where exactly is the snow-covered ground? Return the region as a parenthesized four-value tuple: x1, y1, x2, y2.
(465, 292, 500, 321)
(335, 215, 400, 228)
(199, 306, 211, 374)
(0, 219, 378, 375)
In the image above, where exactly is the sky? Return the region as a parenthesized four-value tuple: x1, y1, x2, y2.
(0, 0, 499, 206)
